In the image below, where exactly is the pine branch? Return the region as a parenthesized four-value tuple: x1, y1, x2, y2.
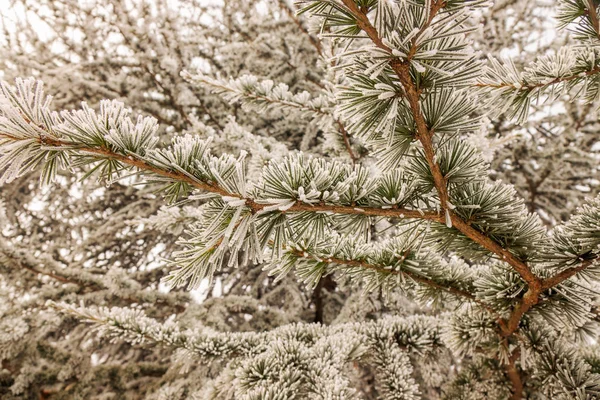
(291, 250, 474, 305)
(288, 247, 492, 310)
(332, 2, 568, 365)
(337, 0, 541, 287)
(190, 73, 360, 162)
(0, 239, 87, 286)
(497, 256, 600, 338)
(498, 260, 600, 337)
(478, 47, 600, 121)
(53, 302, 442, 360)
(475, 64, 600, 91)
(50, 302, 250, 358)
(0, 132, 435, 219)
(193, 74, 330, 116)
(0, 240, 188, 311)
(540, 195, 600, 288)
(16, 261, 76, 285)
(0, 131, 233, 197)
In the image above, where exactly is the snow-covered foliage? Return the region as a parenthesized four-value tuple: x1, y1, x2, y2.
(1, 0, 600, 399)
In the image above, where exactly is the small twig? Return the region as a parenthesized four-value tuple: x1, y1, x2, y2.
(277, 0, 324, 57)
(542, 257, 599, 290)
(335, 120, 358, 163)
(18, 262, 76, 284)
(475, 66, 600, 91)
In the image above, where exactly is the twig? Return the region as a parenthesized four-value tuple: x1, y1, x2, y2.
(475, 66, 600, 91)
(542, 257, 599, 289)
(18, 262, 76, 284)
(335, 119, 359, 163)
(277, 0, 324, 57)
(289, 248, 498, 315)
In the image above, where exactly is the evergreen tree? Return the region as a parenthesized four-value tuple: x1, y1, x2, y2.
(1, 0, 600, 399)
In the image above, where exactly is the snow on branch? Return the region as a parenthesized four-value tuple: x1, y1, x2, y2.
(53, 301, 439, 399)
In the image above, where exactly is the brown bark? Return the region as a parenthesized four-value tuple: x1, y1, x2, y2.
(506, 348, 524, 400)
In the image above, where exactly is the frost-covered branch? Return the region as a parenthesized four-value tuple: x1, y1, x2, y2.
(53, 302, 440, 398)
(477, 47, 600, 122)
(187, 72, 360, 162)
(315, 0, 542, 288)
(0, 78, 422, 218)
(277, 237, 489, 310)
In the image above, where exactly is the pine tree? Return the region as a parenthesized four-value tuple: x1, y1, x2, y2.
(1, 0, 600, 399)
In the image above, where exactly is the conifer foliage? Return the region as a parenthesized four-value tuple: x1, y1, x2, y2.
(1, 0, 600, 399)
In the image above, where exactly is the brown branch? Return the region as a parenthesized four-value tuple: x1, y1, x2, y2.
(541, 257, 600, 290)
(335, 119, 359, 163)
(0, 132, 438, 222)
(277, 201, 441, 220)
(36, 134, 235, 197)
(502, 257, 600, 336)
(278, 0, 324, 57)
(501, 290, 539, 336)
(290, 248, 497, 313)
(588, 0, 600, 38)
(18, 262, 77, 284)
(505, 347, 524, 400)
(3, 247, 189, 313)
(339, 0, 391, 51)
(574, 102, 593, 131)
